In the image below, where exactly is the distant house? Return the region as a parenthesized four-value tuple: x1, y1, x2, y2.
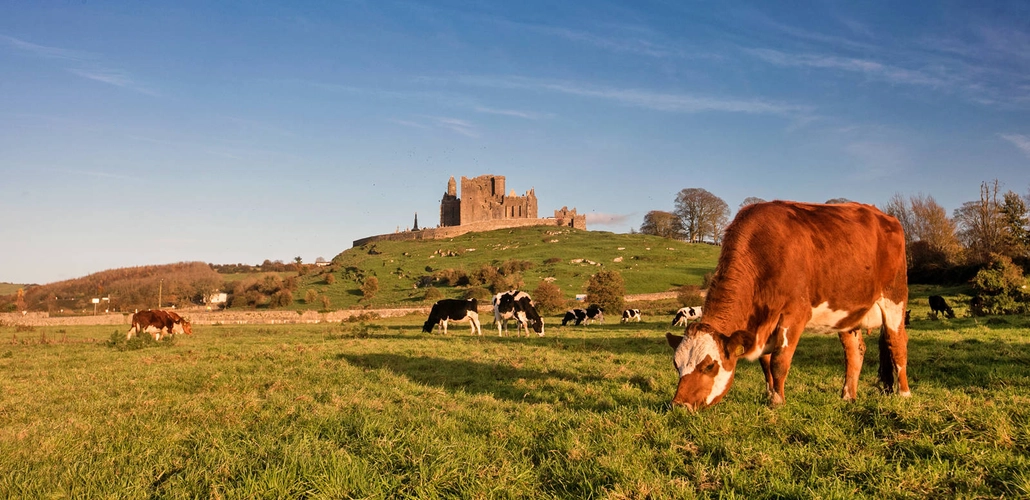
(207, 292, 228, 304)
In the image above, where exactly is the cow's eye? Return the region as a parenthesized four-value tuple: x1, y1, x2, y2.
(705, 361, 717, 373)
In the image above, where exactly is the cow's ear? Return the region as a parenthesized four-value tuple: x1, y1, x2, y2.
(666, 332, 683, 349)
(724, 330, 755, 360)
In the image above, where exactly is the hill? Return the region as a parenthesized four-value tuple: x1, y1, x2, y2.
(296, 226, 720, 310)
(0, 283, 25, 296)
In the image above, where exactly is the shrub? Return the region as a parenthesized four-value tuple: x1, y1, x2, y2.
(325, 274, 336, 285)
(701, 272, 716, 290)
(423, 287, 443, 303)
(320, 295, 332, 311)
(971, 254, 1028, 315)
(544, 257, 562, 265)
(360, 276, 379, 300)
(305, 289, 318, 304)
(531, 281, 566, 314)
(434, 269, 468, 287)
(269, 290, 293, 308)
(498, 259, 534, 275)
(586, 270, 625, 314)
(464, 287, 492, 302)
(677, 285, 704, 307)
(470, 265, 501, 288)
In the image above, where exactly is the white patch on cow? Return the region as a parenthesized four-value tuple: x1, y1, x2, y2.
(707, 364, 734, 405)
(809, 302, 850, 328)
(879, 297, 906, 331)
(781, 327, 789, 348)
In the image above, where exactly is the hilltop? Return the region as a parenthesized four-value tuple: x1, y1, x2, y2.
(301, 226, 720, 310)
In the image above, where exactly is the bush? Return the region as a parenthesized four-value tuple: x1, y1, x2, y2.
(434, 269, 468, 287)
(423, 287, 443, 303)
(360, 276, 379, 300)
(269, 290, 293, 308)
(498, 259, 534, 275)
(701, 272, 716, 290)
(320, 295, 332, 312)
(464, 287, 493, 302)
(325, 274, 336, 285)
(586, 270, 625, 314)
(677, 285, 704, 307)
(304, 289, 318, 304)
(531, 281, 566, 314)
(544, 257, 562, 265)
(971, 254, 1028, 315)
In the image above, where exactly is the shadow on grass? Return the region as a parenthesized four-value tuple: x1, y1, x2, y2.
(335, 352, 651, 410)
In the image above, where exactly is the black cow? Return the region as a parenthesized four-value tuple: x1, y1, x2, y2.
(423, 298, 482, 335)
(585, 305, 604, 324)
(928, 295, 955, 319)
(621, 309, 641, 323)
(493, 290, 544, 336)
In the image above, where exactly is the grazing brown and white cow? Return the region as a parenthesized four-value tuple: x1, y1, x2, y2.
(621, 309, 642, 322)
(671, 306, 702, 326)
(493, 291, 544, 336)
(127, 309, 192, 340)
(666, 201, 910, 410)
(423, 298, 482, 335)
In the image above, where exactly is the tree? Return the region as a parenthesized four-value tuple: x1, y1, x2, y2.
(739, 196, 766, 208)
(909, 194, 962, 268)
(954, 180, 1006, 265)
(674, 188, 730, 243)
(1000, 190, 1030, 258)
(881, 193, 914, 247)
(294, 256, 303, 265)
(531, 280, 566, 314)
(639, 210, 684, 239)
(585, 270, 625, 315)
(360, 276, 379, 300)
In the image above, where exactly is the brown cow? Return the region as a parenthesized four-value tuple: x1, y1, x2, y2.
(128, 310, 192, 340)
(666, 201, 910, 410)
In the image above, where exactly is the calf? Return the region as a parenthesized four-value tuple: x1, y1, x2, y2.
(621, 309, 642, 323)
(493, 291, 544, 336)
(671, 307, 702, 327)
(928, 295, 955, 319)
(423, 298, 482, 335)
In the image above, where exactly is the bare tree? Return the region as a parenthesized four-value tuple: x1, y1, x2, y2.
(640, 210, 684, 239)
(739, 196, 767, 208)
(954, 180, 1006, 265)
(909, 194, 963, 267)
(881, 193, 914, 246)
(674, 188, 731, 243)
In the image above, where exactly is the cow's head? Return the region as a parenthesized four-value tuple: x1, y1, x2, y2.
(666, 323, 755, 411)
(180, 320, 193, 335)
(422, 320, 435, 333)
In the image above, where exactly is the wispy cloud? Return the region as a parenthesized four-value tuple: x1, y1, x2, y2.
(441, 75, 809, 117)
(843, 141, 910, 181)
(745, 48, 947, 88)
(432, 117, 479, 138)
(2, 34, 156, 95)
(474, 106, 553, 120)
(585, 212, 632, 226)
(1000, 134, 1030, 159)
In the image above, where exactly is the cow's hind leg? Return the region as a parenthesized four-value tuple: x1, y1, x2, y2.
(879, 324, 911, 396)
(838, 329, 866, 401)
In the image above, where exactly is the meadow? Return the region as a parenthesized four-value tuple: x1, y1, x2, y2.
(2, 299, 1028, 498)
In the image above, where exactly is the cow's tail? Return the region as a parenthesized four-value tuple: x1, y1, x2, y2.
(877, 325, 895, 393)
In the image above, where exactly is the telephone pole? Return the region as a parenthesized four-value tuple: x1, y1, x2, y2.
(158, 279, 163, 309)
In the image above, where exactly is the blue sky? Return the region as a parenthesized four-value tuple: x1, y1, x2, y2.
(2, 1, 1029, 285)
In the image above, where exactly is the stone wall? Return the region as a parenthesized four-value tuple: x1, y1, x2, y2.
(0, 308, 433, 327)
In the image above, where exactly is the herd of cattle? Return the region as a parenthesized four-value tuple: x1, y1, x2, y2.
(420, 290, 709, 336)
(122, 201, 971, 412)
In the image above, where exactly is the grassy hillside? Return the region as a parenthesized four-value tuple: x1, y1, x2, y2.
(297, 226, 720, 310)
(0, 283, 24, 296)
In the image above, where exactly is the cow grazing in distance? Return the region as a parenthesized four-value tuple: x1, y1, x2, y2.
(492, 291, 544, 336)
(905, 310, 911, 326)
(423, 298, 482, 335)
(561, 309, 586, 326)
(928, 295, 955, 319)
(672, 307, 703, 327)
(621, 309, 642, 323)
(666, 201, 910, 410)
(561, 305, 604, 326)
(127, 310, 192, 340)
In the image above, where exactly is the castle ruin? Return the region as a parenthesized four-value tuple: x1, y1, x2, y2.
(352, 173, 586, 247)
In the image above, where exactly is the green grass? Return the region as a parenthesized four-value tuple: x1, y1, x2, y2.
(293, 226, 720, 310)
(2, 310, 1028, 498)
(0, 283, 25, 296)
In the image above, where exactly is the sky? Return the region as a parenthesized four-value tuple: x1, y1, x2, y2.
(2, 1, 1030, 285)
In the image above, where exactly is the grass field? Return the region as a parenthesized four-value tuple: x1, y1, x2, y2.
(2, 302, 1028, 498)
(295, 226, 721, 310)
(0, 283, 24, 296)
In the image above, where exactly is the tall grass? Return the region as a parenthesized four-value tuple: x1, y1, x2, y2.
(1, 312, 1028, 498)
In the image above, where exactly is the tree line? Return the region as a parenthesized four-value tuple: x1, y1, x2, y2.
(640, 181, 1030, 312)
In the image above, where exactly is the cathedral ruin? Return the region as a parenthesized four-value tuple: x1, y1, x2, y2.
(352, 174, 586, 247)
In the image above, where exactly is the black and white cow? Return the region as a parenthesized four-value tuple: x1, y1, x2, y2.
(492, 290, 545, 336)
(423, 298, 482, 335)
(671, 306, 702, 327)
(621, 309, 642, 323)
(561, 305, 604, 326)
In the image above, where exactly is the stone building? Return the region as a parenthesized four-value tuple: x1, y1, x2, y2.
(440, 175, 538, 226)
